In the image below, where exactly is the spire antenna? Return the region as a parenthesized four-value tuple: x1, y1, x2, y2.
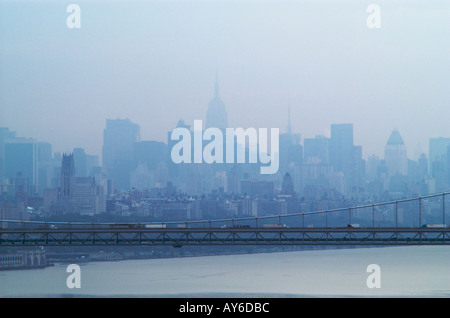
(215, 67, 219, 98)
(287, 104, 292, 134)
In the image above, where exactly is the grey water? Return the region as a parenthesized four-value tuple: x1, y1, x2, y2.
(1, 246, 450, 297)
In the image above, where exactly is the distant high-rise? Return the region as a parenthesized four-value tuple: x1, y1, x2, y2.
(429, 137, 450, 176)
(102, 118, 140, 191)
(205, 75, 228, 130)
(328, 123, 365, 194)
(329, 124, 353, 175)
(4, 138, 38, 195)
(384, 129, 407, 177)
(329, 124, 354, 194)
(429, 138, 450, 161)
(0, 128, 17, 180)
(60, 153, 75, 198)
(428, 137, 450, 192)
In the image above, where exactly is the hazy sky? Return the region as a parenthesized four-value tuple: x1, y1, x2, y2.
(1, 0, 449, 161)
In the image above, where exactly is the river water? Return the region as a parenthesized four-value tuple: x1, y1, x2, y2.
(1, 246, 450, 297)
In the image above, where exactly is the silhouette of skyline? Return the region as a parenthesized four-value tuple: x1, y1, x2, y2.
(1, 0, 449, 161)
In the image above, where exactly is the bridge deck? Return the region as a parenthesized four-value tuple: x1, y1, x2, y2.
(1, 227, 450, 246)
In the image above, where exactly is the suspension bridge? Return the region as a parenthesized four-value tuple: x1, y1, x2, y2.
(1, 192, 450, 247)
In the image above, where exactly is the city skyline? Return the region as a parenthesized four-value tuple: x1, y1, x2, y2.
(0, 72, 448, 161)
(0, 95, 447, 164)
(1, 0, 449, 161)
(2, 0, 450, 303)
(0, 113, 442, 161)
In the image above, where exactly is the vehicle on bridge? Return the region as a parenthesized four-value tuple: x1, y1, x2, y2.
(144, 223, 167, 229)
(221, 224, 251, 229)
(108, 223, 168, 229)
(422, 224, 446, 228)
(262, 224, 289, 228)
(37, 224, 58, 230)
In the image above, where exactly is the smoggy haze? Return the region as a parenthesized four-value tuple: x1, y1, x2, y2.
(1, 0, 449, 160)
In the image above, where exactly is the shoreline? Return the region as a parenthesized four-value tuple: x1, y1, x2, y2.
(2, 244, 390, 271)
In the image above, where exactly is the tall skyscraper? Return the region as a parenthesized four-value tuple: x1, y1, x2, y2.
(205, 75, 228, 130)
(429, 137, 450, 177)
(427, 137, 450, 192)
(329, 124, 354, 194)
(102, 118, 140, 191)
(0, 127, 17, 183)
(328, 123, 365, 195)
(4, 138, 38, 195)
(384, 129, 407, 177)
(329, 124, 353, 174)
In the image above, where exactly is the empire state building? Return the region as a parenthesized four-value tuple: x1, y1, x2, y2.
(205, 76, 228, 130)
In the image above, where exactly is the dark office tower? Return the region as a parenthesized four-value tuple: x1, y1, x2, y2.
(60, 153, 75, 198)
(304, 135, 329, 164)
(0, 128, 17, 180)
(102, 118, 140, 191)
(4, 138, 38, 195)
(205, 75, 228, 130)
